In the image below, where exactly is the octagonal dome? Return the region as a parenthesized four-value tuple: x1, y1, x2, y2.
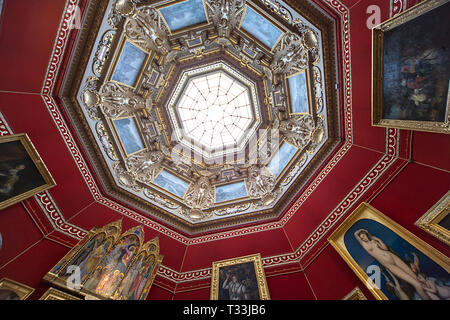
(167, 62, 261, 159)
(68, 0, 339, 233)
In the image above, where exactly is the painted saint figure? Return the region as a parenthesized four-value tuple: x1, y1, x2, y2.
(222, 272, 250, 300)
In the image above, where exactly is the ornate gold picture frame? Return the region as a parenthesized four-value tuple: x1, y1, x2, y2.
(416, 191, 450, 246)
(210, 253, 270, 300)
(342, 287, 367, 300)
(43, 220, 163, 300)
(39, 287, 81, 300)
(372, 0, 450, 134)
(329, 202, 450, 300)
(0, 133, 56, 210)
(0, 278, 35, 300)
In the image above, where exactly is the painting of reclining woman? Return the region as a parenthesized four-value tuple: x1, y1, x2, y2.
(329, 203, 450, 300)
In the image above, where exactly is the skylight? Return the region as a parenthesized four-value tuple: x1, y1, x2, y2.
(177, 71, 253, 151)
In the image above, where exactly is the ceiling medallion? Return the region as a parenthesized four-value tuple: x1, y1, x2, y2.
(72, 0, 337, 232)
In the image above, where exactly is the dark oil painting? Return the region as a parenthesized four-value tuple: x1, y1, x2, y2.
(382, 3, 450, 122)
(217, 261, 261, 300)
(0, 140, 46, 203)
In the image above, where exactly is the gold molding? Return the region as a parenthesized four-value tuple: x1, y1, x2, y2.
(0, 278, 35, 300)
(415, 191, 450, 246)
(371, 0, 450, 134)
(39, 287, 81, 300)
(210, 253, 270, 300)
(342, 286, 368, 300)
(0, 133, 56, 210)
(329, 202, 450, 300)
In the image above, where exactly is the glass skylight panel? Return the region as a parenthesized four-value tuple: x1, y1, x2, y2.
(240, 6, 283, 49)
(159, 0, 207, 32)
(113, 117, 145, 155)
(112, 41, 147, 87)
(267, 142, 298, 177)
(153, 170, 189, 198)
(215, 181, 248, 203)
(177, 71, 253, 150)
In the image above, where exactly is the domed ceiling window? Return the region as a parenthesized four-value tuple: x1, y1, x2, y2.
(176, 70, 253, 151)
(168, 61, 261, 159)
(68, 0, 339, 233)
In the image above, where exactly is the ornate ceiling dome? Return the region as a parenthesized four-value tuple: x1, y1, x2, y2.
(62, 0, 340, 234)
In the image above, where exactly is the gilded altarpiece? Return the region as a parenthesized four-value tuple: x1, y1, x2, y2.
(43, 220, 163, 300)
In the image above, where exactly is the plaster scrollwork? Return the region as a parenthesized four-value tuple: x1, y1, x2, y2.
(260, 0, 293, 24)
(282, 153, 308, 185)
(184, 172, 215, 220)
(306, 115, 325, 154)
(271, 22, 320, 76)
(99, 82, 151, 118)
(213, 203, 251, 216)
(251, 186, 282, 209)
(124, 6, 170, 55)
(278, 114, 324, 151)
(81, 77, 102, 120)
(95, 122, 119, 161)
(245, 164, 276, 204)
(126, 150, 164, 184)
(271, 32, 307, 75)
(206, 0, 245, 38)
(108, 0, 138, 29)
(82, 80, 151, 119)
(93, 30, 116, 77)
(144, 188, 180, 210)
(113, 162, 143, 192)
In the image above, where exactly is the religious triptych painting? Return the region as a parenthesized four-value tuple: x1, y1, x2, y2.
(43, 220, 163, 300)
(329, 203, 450, 300)
(372, 0, 450, 133)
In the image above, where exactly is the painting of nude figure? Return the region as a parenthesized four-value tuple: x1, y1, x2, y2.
(329, 203, 450, 300)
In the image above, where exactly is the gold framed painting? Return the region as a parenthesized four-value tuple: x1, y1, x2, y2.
(210, 253, 270, 300)
(0, 278, 35, 300)
(329, 202, 450, 300)
(416, 191, 450, 246)
(342, 287, 367, 300)
(372, 0, 450, 134)
(0, 133, 56, 210)
(39, 287, 81, 300)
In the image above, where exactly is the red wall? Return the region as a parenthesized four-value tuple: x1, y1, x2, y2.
(0, 0, 448, 301)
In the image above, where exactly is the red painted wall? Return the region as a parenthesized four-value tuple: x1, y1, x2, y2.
(0, 0, 448, 301)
